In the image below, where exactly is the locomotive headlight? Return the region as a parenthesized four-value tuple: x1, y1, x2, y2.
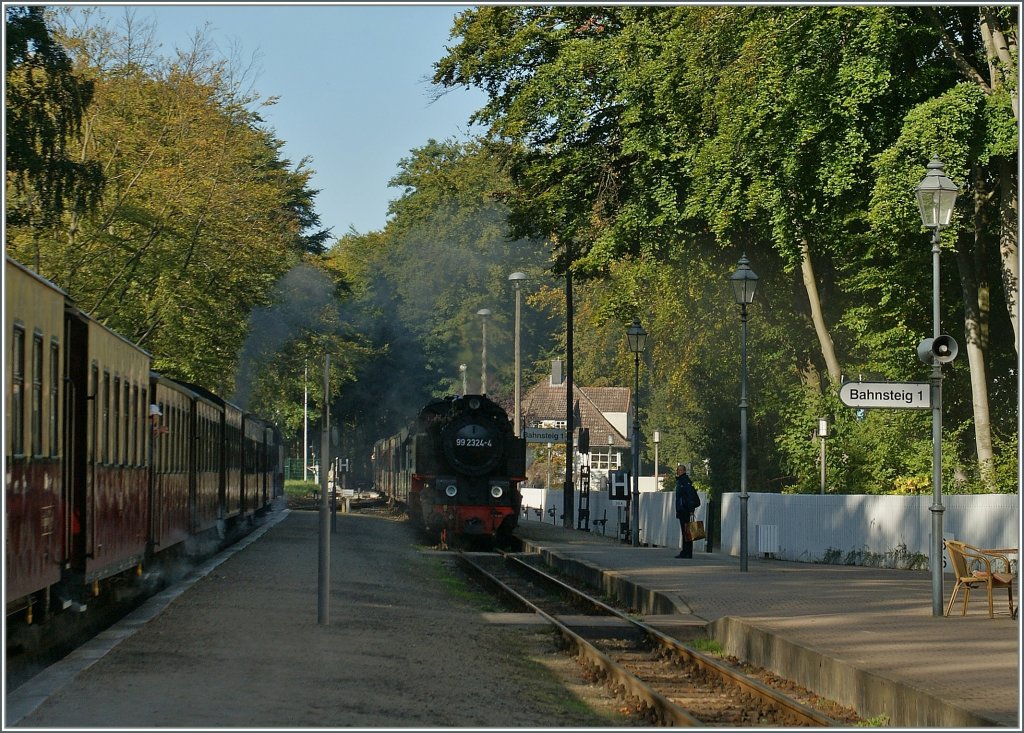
(489, 485, 504, 499)
(445, 484, 458, 498)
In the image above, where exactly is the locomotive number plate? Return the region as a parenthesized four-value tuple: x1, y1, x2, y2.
(456, 437, 493, 447)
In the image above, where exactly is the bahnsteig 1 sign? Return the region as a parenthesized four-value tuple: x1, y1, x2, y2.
(522, 427, 567, 443)
(838, 381, 931, 410)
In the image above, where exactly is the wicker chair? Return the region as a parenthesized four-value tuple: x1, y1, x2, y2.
(943, 539, 1016, 619)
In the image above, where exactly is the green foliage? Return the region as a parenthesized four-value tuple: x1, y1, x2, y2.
(5, 6, 104, 228)
(435, 5, 1018, 496)
(5, 11, 320, 394)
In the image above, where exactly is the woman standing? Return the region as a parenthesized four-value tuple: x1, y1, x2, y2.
(673, 464, 700, 558)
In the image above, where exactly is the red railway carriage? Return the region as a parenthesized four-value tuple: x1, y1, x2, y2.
(173, 382, 244, 531)
(242, 414, 272, 516)
(64, 304, 152, 586)
(5, 254, 284, 627)
(150, 376, 195, 553)
(223, 402, 244, 523)
(192, 388, 224, 537)
(5, 259, 68, 612)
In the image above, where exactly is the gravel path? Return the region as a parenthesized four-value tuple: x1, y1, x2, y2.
(12, 510, 629, 728)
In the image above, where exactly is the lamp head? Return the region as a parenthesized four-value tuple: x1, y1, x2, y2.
(915, 158, 958, 229)
(730, 254, 759, 305)
(626, 317, 648, 354)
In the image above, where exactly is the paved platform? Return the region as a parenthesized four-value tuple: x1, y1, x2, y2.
(7, 509, 1019, 728)
(515, 518, 1021, 728)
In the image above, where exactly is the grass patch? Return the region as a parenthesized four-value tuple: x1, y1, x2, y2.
(687, 637, 725, 655)
(429, 558, 505, 612)
(284, 479, 318, 497)
(855, 714, 891, 727)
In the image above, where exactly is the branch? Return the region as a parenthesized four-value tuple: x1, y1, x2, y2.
(923, 7, 992, 94)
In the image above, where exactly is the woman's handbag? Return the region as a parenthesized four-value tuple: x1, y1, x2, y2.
(684, 519, 706, 542)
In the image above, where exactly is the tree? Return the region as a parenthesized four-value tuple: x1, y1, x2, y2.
(5, 10, 324, 394)
(5, 6, 104, 244)
(435, 5, 1018, 491)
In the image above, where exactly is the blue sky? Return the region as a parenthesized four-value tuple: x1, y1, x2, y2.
(86, 3, 488, 238)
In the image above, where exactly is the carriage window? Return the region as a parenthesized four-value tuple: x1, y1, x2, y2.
(49, 340, 59, 457)
(90, 364, 98, 464)
(102, 371, 110, 464)
(113, 376, 121, 465)
(31, 332, 43, 456)
(172, 405, 180, 472)
(123, 381, 130, 466)
(11, 325, 25, 456)
(140, 387, 148, 465)
(130, 384, 138, 466)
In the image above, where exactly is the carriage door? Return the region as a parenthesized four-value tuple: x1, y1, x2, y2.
(63, 312, 89, 572)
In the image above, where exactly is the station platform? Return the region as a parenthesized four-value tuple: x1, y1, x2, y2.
(515, 518, 1021, 728)
(6, 509, 1019, 728)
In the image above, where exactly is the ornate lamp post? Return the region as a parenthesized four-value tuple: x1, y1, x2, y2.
(729, 255, 758, 572)
(626, 317, 648, 547)
(915, 157, 959, 616)
(477, 308, 491, 394)
(509, 272, 528, 436)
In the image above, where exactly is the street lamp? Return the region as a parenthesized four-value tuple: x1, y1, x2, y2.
(915, 157, 959, 617)
(459, 363, 467, 396)
(477, 308, 491, 394)
(626, 317, 648, 547)
(509, 272, 528, 436)
(729, 254, 758, 572)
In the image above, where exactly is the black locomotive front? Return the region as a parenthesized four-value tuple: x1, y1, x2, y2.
(412, 395, 525, 542)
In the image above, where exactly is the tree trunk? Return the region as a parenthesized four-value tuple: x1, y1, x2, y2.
(799, 239, 842, 385)
(996, 157, 1019, 354)
(955, 219, 995, 483)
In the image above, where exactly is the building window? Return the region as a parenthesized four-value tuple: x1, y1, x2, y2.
(591, 448, 620, 470)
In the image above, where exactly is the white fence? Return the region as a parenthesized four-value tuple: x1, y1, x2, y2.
(519, 487, 1020, 569)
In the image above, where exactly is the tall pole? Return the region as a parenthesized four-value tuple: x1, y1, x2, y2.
(739, 301, 749, 572)
(303, 363, 308, 481)
(514, 285, 522, 434)
(459, 363, 467, 396)
(510, 272, 527, 436)
(563, 271, 574, 529)
(929, 227, 945, 616)
(631, 350, 641, 547)
(477, 309, 491, 394)
(820, 433, 826, 495)
(653, 431, 660, 490)
(318, 352, 330, 624)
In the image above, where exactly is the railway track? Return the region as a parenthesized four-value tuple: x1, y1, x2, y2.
(458, 551, 842, 727)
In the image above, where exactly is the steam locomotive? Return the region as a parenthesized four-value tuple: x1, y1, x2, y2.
(372, 394, 526, 546)
(5, 256, 284, 624)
